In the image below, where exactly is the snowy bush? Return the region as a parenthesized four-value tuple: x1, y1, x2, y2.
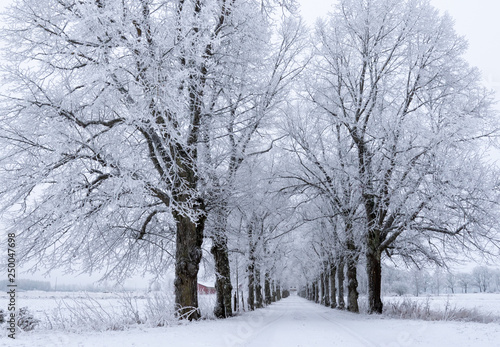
(383, 297, 498, 323)
(45, 293, 145, 332)
(144, 291, 215, 324)
(17, 307, 40, 331)
(383, 298, 431, 320)
(144, 291, 176, 327)
(0, 306, 40, 331)
(119, 292, 145, 325)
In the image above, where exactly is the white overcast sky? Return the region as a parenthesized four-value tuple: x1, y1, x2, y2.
(0, 0, 498, 284)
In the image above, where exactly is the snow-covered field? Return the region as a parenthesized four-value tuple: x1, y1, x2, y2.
(2, 291, 131, 314)
(383, 293, 500, 316)
(2, 293, 500, 347)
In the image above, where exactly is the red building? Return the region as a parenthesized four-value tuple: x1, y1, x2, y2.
(197, 283, 216, 295)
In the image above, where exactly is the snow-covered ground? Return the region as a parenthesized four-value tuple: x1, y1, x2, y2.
(1, 291, 130, 314)
(383, 293, 500, 316)
(2, 294, 500, 347)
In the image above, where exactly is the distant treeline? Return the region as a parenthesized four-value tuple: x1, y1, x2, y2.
(381, 265, 500, 296)
(0, 279, 51, 291)
(0, 279, 130, 292)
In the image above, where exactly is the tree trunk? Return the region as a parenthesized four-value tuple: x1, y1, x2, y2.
(366, 245, 383, 314)
(234, 291, 238, 312)
(277, 280, 282, 300)
(174, 211, 204, 320)
(264, 271, 272, 305)
(312, 282, 316, 302)
(346, 254, 359, 313)
(247, 264, 255, 311)
(271, 280, 277, 302)
(314, 279, 319, 303)
(320, 272, 325, 305)
(323, 266, 330, 307)
(241, 289, 245, 311)
(337, 259, 345, 309)
(235, 260, 240, 312)
(345, 235, 359, 313)
(255, 265, 263, 308)
(330, 262, 337, 308)
(211, 233, 233, 318)
(247, 221, 255, 311)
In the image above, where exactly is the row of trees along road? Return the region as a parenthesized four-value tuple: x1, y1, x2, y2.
(1, 0, 499, 318)
(281, 0, 500, 314)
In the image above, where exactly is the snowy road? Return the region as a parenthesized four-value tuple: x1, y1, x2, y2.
(5, 294, 500, 347)
(240, 296, 376, 347)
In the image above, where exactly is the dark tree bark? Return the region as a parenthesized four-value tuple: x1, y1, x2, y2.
(234, 292, 238, 312)
(264, 271, 272, 305)
(323, 265, 330, 307)
(346, 257, 359, 312)
(211, 233, 233, 318)
(247, 221, 256, 311)
(241, 290, 246, 311)
(247, 263, 255, 311)
(277, 280, 282, 301)
(314, 279, 319, 303)
(362, 182, 384, 313)
(255, 265, 263, 308)
(346, 237, 359, 313)
(174, 204, 205, 320)
(330, 262, 337, 308)
(337, 259, 345, 309)
(235, 261, 240, 312)
(320, 272, 326, 305)
(271, 280, 277, 302)
(366, 243, 383, 313)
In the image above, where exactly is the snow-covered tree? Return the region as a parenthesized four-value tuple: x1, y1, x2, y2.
(202, 15, 306, 318)
(230, 153, 301, 311)
(283, 102, 365, 312)
(446, 271, 457, 294)
(308, 0, 499, 313)
(0, 0, 297, 320)
(472, 266, 491, 293)
(457, 272, 471, 294)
